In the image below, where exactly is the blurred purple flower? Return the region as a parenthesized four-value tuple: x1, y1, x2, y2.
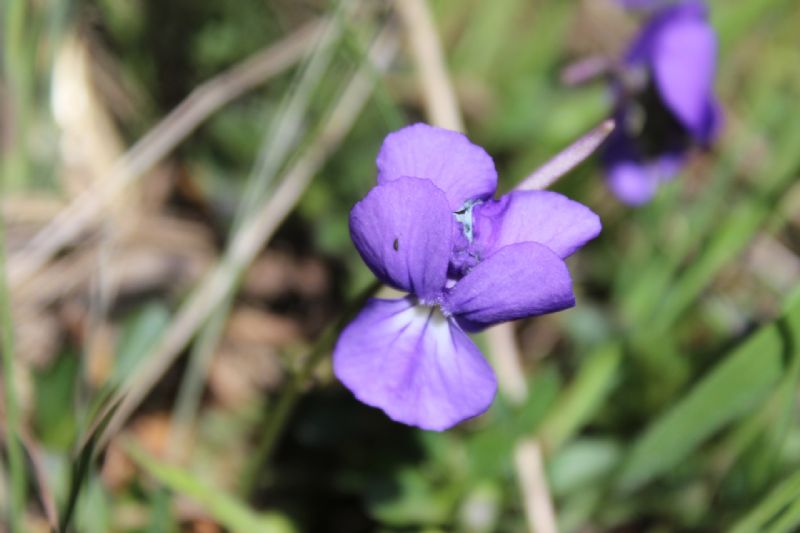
(333, 124, 601, 430)
(603, 0, 721, 205)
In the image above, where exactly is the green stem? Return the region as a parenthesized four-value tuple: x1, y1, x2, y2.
(242, 279, 382, 496)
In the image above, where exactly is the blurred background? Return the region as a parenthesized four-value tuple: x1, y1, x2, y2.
(1, 0, 800, 531)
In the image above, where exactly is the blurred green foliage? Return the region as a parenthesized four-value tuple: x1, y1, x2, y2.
(2, 0, 800, 531)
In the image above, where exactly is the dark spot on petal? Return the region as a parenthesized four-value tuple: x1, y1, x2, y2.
(393, 238, 399, 251)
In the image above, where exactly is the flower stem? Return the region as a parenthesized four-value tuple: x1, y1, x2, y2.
(242, 279, 381, 496)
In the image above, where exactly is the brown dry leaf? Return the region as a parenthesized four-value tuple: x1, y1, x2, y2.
(748, 234, 800, 294)
(86, 321, 116, 387)
(15, 307, 61, 368)
(174, 498, 221, 532)
(292, 257, 330, 297)
(102, 438, 137, 491)
(243, 251, 330, 299)
(242, 252, 296, 298)
(569, 0, 634, 58)
(225, 306, 301, 348)
(22, 515, 53, 533)
(189, 518, 222, 533)
(130, 412, 173, 459)
(0, 362, 34, 425)
(2, 195, 66, 227)
(209, 345, 284, 409)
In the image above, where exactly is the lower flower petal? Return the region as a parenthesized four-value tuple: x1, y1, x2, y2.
(607, 159, 661, 206)
(333, 297, 497, 431)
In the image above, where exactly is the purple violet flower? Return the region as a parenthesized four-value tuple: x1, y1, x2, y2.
(333, 123, 601, 430)
(603, 0, 721, 205)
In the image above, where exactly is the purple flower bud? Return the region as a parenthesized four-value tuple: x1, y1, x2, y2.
(334, 124, 601, 430)
(603, 0, 722, 205)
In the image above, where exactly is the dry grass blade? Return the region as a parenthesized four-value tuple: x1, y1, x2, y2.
(8, 19, 323, 288)
(95, 26, 400, 450)
(515, 439, 559, 533)
(396, 0, 463, 132)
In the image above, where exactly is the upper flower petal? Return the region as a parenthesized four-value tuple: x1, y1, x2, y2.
(333, 297, 497, 431)
(350, 177, 452, 300)
(626, 1, 718, 142)
(376, 123, 498, 210)
(650, 3, 718, 140)
(443, 242, 575, 331)
(473, 191, 601, 260)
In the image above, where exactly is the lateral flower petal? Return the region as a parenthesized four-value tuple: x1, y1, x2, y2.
(376, 123, 498, 210)
(350, 177, 452, 301)
(444, 242, 575, 331)
(473, 190, 602, 259)
(333, 298, 498, 431)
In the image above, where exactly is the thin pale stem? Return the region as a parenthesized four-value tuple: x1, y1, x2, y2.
(516, 119, 615, 192)
(396, 0, 464, 132)
(560, 55, 612, 86)
(485, 323, 528, 405)
(515, 439, 559, 533)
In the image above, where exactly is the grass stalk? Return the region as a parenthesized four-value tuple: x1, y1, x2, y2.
(0, 185, 27, 531)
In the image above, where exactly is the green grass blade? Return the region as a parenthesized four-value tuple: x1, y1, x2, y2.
(125, 442, 295, 533)
(539, 343, 622, 452)
(59, 397, 121, 533)
(0, 134, 27, 533)
(730, 471, 800, 533)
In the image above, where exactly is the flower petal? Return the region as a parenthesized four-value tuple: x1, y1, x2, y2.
(607, 159, 660, 206)
(473, 191, 601, 259)
(350, 177, 452, 300)
(333, 297, 497, 431)
(376, 123, 498, 210)
(651, 5, 717, 140)
(604, 132, 685, 206)
(444, 242, 575, 330)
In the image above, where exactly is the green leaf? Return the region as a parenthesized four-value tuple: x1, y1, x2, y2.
(34, 354, 79, 449)
(549, 438, 621, 497)
(366, 467, 456, 527)
(617, 299, 800, 490)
